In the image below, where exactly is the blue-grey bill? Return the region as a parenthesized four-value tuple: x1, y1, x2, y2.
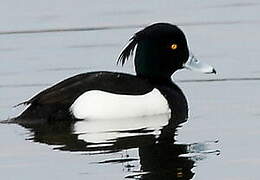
(183, 53, 216, 74)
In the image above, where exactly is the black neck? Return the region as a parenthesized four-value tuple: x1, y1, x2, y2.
(137, 74, 172, 86)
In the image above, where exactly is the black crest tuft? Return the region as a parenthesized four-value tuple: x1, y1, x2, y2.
(117, 35, 138, 66)
(117, 23, 181, 66)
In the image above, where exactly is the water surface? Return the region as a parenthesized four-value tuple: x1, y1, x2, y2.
(1, 0, 260, 179)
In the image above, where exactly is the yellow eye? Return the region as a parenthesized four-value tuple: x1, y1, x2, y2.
(171, 44, 178, 50)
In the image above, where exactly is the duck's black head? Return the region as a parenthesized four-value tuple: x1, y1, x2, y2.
(118, 23, 216, 81)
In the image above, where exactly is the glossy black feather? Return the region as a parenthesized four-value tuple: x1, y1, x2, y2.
(16, 72, 154, 120)
(26, 72, 154, 105)
(117, 36, 138, 66)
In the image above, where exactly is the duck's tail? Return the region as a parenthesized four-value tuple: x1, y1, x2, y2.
(0, 117, 19, 124)
(13, 101, 30, 108)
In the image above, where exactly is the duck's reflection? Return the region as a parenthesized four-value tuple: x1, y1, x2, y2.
(19, 113, 197, 180)
(137, 143, 194, 180)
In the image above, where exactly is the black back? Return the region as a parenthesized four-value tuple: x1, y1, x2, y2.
(16, 72, 154, 120)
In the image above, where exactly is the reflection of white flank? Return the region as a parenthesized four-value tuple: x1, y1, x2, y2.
(73, 113, 171, 143)
(70, 88, 170, 119)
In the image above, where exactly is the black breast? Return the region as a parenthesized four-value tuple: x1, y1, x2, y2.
(150, 80, 188, 124)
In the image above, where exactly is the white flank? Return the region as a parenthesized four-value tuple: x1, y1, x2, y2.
(70, 88, 170, 119)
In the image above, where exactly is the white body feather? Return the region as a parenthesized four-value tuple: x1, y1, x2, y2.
(70, 88, 170, 119)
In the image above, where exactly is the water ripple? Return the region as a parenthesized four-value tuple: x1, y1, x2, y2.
(208, 2, 260, 8)
(0, 83, 50, 88)
(1, 19, 260, 36)
(0, 24, 145, 35)
(1, 77, 260, 89)
(178, 77, 260, 83)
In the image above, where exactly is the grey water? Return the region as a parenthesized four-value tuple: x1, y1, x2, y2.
(1, 0, 260, 179)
